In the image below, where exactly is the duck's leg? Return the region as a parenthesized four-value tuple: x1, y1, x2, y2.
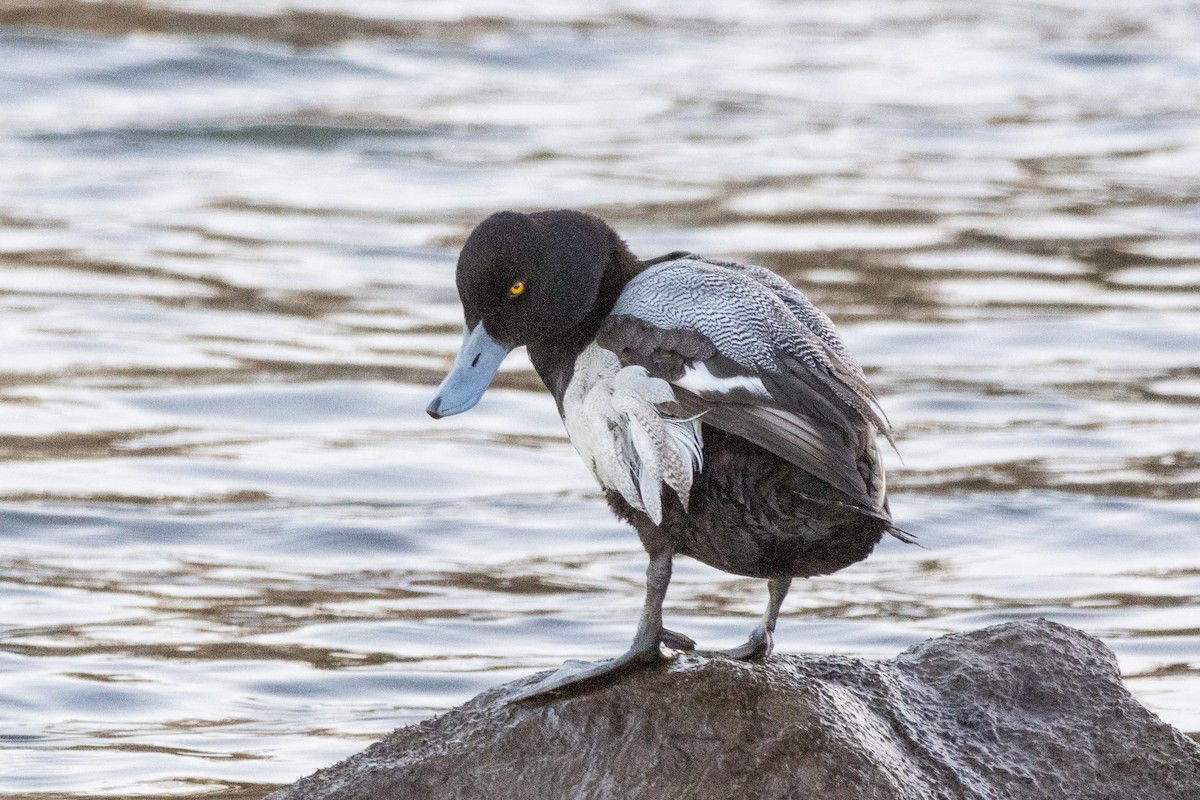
(710, 577, 792, 661)
(509, 550, 674, 703)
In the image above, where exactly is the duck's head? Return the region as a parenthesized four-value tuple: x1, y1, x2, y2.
(427, 210, 632, 418)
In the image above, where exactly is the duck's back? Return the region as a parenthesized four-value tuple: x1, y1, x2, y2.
(578, 255, 894, 578)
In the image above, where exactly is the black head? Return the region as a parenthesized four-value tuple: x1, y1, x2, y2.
(455, 209, 625, 348)
(427, 209, 637, 419)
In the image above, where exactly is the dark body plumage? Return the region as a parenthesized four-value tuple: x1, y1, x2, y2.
(427, 209, 907, 700)
(607, 424, 888, 581)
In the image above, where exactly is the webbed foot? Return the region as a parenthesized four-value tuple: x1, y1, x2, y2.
(706, 625, 773, 661)
(692, 577, 787, 661)
(655, 625, 773, 661)
(660, 627, 697, 651)
(509, 645, 666, 703)
(510, 550, 679, 704)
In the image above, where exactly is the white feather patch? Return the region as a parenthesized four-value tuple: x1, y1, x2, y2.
(562, 345, 704, 524)
(674, 361, 769, 398)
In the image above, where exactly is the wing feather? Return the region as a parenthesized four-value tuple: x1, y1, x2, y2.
(674, 390, 883, 517)
(599, 257, 892, 519)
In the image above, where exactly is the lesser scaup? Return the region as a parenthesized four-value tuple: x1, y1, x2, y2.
(428, 209, 910, 700)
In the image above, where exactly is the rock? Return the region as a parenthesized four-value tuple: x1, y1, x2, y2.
(266, 619, 1200, 800)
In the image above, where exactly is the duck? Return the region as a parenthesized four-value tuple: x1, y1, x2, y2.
(427, 209, 910, 701)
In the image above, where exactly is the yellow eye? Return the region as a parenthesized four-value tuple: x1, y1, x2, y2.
(508, 280, 526, 297)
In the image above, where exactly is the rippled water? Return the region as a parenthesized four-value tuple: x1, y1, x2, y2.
(1, 1, 1199, 796)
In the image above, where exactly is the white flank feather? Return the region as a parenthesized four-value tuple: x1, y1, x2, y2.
(561, 346, 704, 523)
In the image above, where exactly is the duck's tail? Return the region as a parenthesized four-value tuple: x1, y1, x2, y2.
(887, 524, 921, 546)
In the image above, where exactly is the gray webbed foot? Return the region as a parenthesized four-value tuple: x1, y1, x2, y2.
(691, 577, 788, 661)
(657, 625, 774, 661)
(509, 645, 666, 703)
(510, 550, 679, 704)
(660, 628, 697, 651)
(705, 625, 773, 661)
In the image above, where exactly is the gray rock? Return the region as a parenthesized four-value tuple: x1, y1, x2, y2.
(266, 619, 1200, 800)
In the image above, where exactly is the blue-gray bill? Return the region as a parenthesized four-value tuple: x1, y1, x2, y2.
(426, 323, 512, 418)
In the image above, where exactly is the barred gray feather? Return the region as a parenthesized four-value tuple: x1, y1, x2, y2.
(613, 257, 889, 439)
(693, 256, 866, 381)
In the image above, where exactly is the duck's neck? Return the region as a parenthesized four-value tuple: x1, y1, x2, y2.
(527, 241, 643, 412)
